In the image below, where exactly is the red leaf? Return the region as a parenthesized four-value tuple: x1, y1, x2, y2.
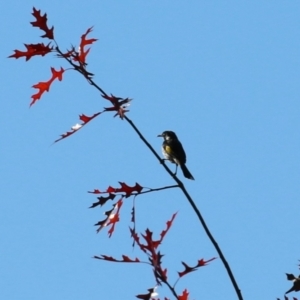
(178, 289, 189, 300)
(74, 27, 97, 64)
(141, 229, 160, 252)
(102, 94, 132, 119)
(122, 255, 139, 263)
(54, 112, 101, 143)
(31, 67, 64, 106)
(8, 43, 53, 61)
(89, 182, 143, 197)
(94, 254, 140, 263)
(30, 7, 54, 39)
(89, 193, 116, 208)
(178, 257, 216, 278)
(107, 212, 120, 237)
(198, 257, 216, 266)
(107, 182, 143, 197)
(95, 199, 123, 237)
(160, 212, 177, 242)
(131, 213, 176, 254)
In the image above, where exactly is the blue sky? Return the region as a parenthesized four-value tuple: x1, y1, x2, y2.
(1, 1, 300, 299)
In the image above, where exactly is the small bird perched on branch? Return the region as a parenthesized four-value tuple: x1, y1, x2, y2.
(157, 130, 194, 180)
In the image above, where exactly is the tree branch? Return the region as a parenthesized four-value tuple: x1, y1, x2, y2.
(57, 43, 243, 300)
(124, 115, 244, 300)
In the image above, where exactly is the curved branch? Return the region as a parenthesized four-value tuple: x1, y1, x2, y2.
(124, 115, 244, 300)
(58, 45, 243, 300)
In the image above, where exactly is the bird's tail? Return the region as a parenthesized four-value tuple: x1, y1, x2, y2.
(180, 164, 195, 180)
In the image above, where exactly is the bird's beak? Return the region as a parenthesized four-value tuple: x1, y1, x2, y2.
(157, 134, 163, 137)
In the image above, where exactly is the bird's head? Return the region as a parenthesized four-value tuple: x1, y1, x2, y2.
(157, 130, 178, 140)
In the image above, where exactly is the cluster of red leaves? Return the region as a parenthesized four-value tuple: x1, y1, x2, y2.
(9, 7, 97, 107)
(93, 212, 176, 267)
(9, 8, 132, 144)
(58, 26, 97, 70)
(95, 212, 214, 299)
(94, 213, 175, 299)
(130, 213, 177, 285)
(89, 182, 143, 236)
(9, 8, 54, 61)
(102, 94, 132, 119)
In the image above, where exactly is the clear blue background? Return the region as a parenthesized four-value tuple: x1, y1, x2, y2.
(1, 1, 300, 299)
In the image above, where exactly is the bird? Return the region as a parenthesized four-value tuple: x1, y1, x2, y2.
(157, 130, 194, 180)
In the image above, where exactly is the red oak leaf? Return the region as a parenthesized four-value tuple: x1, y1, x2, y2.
(107, 182, 143, 197)
(178, 289, 189, 300)
(89, 194, 116, 208)
(54, 112, 101, 143)
(178, 257, 216, 278)
(140, 229, 160, 252)
(107, 210, 120, 237)
(30, 7, 54, 39)
(31, 67, 64, 106)
(102, 94, 132, 119)
(159, 212, 177, 242)
(130, 229, 162, 278)
(130, 213, 176, 254)
(73, 27, 97, 64)
(89, 182, 143, 197)
(93, 254, 140, 263)
(9, 43, 53, 61)
(95, 199, 123, 237)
